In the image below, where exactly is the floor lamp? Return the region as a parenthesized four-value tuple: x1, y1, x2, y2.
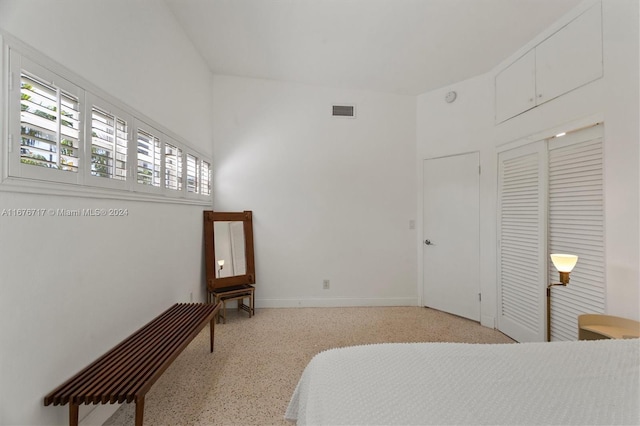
(547, 254, 578, 342)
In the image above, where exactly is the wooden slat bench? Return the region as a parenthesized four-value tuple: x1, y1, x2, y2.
(44, 302, 221, 426)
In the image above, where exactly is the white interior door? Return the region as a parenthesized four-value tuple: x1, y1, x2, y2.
(422, 152, 480, 321)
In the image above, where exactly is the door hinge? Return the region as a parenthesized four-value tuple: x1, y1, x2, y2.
(8, 134, 13, 153)
(478, 165, 481, 175)
(478, 292, 482, 302)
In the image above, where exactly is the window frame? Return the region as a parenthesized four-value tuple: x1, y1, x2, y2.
(1, 33, 213, 205)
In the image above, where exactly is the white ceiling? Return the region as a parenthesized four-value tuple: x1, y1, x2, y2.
(165, 0, 582, 95)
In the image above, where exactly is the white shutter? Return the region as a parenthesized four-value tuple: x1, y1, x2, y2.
(136, 127, 161, 187)
(18, 69, 81, 178)
(186, 154, 199, 193)
(200, 160, 212, 196)
(498, 142, 547, 342)
(90, 106, 128, 180)
(548, 125, 605, 341)
(164, 142, 183, 191)
(20, 74, 60, 169)
(59, 90, 81, 172)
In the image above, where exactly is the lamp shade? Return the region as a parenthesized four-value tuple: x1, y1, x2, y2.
(550, 254, 578, 272)
(217, 260, 225, 266)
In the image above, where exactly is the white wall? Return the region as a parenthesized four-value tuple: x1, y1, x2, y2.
(0, 1, 212, 424)
(599, 0, 640, 320)
(417, 0, 640, 325)
(212, 75, 417, 307)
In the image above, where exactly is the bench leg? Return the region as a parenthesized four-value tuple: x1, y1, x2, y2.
(69, 403, 79, 426)
(135, 396, 145, 426)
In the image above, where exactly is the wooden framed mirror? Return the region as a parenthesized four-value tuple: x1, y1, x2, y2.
(203, 211, 255, 295)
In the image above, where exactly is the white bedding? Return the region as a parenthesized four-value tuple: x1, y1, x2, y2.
(285, 339, 640, 425)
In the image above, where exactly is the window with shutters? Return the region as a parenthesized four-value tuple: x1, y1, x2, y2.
(15, 64, 83, 185)
(3, 38, 213, 204)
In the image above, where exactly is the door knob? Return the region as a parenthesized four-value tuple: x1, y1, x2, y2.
(425, 239, 434, 246)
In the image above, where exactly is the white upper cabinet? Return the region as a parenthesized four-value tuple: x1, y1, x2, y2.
(536, 4, 603, 104)
(495, 49, 536, 123)
(495, 3, 603, 123)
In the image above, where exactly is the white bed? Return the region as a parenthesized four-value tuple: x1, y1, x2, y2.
(285, 339, 639, 425)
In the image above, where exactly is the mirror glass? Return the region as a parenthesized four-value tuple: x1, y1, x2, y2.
(214, 221, 247, 277)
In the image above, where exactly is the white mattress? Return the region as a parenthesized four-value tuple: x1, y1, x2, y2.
(285, 339, 640, 425)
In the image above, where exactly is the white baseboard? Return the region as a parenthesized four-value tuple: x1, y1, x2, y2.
(256, 297, 419, 308)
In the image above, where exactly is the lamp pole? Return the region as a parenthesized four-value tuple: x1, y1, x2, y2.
(546, 282, 567, 342)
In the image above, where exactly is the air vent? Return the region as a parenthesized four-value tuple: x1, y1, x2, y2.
(332, 105, 355, 118)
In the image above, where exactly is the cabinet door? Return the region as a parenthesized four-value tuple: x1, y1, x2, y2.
(536, 3, 603, 104)
(497, 141, 547, 342)
(495, 49, 536, 123)
(547, 126, 605, 341)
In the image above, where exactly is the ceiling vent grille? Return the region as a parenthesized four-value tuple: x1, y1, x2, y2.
(332, 105, 355, 118)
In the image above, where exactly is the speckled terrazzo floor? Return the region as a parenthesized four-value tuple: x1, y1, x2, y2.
(103, 306, 514, 425)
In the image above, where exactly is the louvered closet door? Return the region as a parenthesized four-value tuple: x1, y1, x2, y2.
(548, 125, 604, 341)
(498, 142, 547, 343)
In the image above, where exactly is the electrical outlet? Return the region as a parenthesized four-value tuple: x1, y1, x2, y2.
(323, 279, 330, 290)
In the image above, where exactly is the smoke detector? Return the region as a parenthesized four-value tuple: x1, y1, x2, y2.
(445, 91, 457, 103)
